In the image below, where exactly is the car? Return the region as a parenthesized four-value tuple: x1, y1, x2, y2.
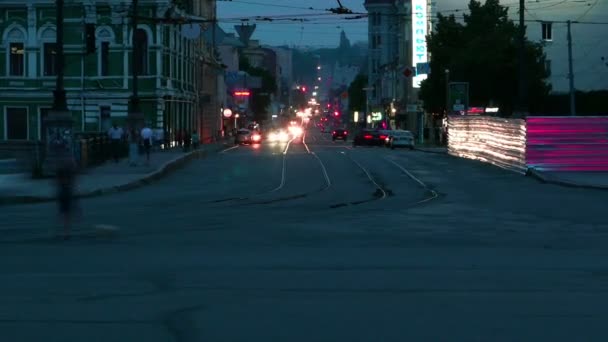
(332, 128, 348, 141)
(235, 128, 262, 144)
(388, 130, 415, 149)
(352, 129, 387, 146)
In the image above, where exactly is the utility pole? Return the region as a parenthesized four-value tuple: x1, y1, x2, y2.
(43, 0, 74, 175)
(567, 20, 576, 116)
(517, 0, 527, 116)
(128, 0, 143, 165)
(53, 0, 67, 112)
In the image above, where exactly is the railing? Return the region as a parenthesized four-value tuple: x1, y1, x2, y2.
(74, 133, 127, 168)
(526, 116, 608, 172)
(448, 116, 528, 173)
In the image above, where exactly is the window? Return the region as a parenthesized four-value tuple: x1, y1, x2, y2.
(371, 13, 381, 26)
(43, 43, 57, 76)
(100, 41, 110, 76)
(6, 107, 28, 140)
(542, 22, 552, 41)
(134, 28, 148, 75)
(9, 42, 25, 76)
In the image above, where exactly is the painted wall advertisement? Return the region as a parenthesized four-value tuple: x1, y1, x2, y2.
(412, 0, 428, 88)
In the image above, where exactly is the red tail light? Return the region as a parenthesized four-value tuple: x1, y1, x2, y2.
(344, 131, 348, 134)
(364, 135, 373, 139)
(332, 131, 336, 134)
(379, 135, 387, 139)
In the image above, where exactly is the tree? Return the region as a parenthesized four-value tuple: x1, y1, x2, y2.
(348, 74, 368, 112)
(419, 0, 551, 115)
(239, 56, 277, 122)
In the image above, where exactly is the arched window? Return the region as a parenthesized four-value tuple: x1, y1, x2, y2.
(3, 26, 26, 76)
(134, 28, 148, 75)
(96, 27, 115, 76)
(39, 26, 57, 76)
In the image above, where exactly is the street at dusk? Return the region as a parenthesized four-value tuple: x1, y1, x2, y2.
(2, 128, 608, 341)
(2, 0, 608, 340)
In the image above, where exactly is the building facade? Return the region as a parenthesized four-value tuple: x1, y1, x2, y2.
(365, 0, 433, 131)
(0, 0, 220, 143)
(524, 4, 608, 94)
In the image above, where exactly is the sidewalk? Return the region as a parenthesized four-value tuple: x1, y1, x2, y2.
(527, 169, 608, 190)
(0, 142, 229, 205)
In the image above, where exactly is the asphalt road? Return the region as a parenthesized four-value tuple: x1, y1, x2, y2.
(2, 128, 608, 341)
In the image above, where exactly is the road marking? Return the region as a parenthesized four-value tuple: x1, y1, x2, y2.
(347, 155, 387, 199)
(303, 132, 331, 189)
(384, 157, 439, 204)
(302, 132, 311, 154)
(311, 152, 332, 189)
(219, 145, 239, 154)
(268, 155, 287, 193)
(283, 137, 294, 155)
(267, 138, 294, 193)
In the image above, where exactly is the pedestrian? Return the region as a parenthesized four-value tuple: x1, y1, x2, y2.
(56, 156, 77, 240)
(183, 130, 191, 152)
(140, 124, 153, 164)
(191, 130, 200, 149)
(107, 123, 124, 162)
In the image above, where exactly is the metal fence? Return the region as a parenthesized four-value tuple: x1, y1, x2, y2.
(448, 116, 528, 173)
(74, 133, 127, 168)
(527, 116, 608, 172)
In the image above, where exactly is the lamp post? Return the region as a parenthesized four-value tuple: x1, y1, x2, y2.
(445, 69, 450, 115)
(43, 0, 74, 175)
(127, 0, 144, 166)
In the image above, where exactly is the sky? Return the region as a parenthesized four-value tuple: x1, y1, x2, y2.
(217, 0, 607, 48)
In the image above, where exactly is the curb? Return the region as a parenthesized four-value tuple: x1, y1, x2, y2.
(414, 147, 448, 154)
(526, 168, 608, 190)
(0, 144, 227, 206)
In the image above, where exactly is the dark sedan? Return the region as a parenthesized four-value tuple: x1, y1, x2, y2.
(332, 129, 348, 141)
(352, 129, 388, 146)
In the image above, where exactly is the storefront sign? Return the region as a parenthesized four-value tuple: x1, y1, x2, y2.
(412, 0, 428, 88)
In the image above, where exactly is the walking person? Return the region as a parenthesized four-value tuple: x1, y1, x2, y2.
(191, 130, 200, 150)
(141, 124, 153, 164)
(107, 123, 124, 162)
(183, 130, 191, 152)
(56, 156, 77, 240)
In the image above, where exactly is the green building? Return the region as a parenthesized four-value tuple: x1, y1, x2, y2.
(0, 0, 221, 143)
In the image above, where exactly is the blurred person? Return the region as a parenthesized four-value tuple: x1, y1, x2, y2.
(191, 130, 200, 149)
(183, 130, 191, 152)
(107, 122, 124, 162)
(56, 156, 77, 240)
(141, 124, 153, 164)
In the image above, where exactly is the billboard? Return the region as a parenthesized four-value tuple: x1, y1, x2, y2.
(412, 0, 428, 88)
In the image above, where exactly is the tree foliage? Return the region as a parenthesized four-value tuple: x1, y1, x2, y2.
(239, 55, 277, 122)
(419, 0, 551, 115)
(348, 74, 368, 112)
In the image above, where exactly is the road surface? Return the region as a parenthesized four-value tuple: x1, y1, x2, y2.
(1, 129, 608, 341)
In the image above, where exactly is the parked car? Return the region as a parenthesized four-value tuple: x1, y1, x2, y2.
(388, 130, 415, 149)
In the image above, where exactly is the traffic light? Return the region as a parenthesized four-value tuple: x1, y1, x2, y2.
(85, 24, 96, 54)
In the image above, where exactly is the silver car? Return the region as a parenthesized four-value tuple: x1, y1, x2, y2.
(235, 128, 252, 145)
(388, 130, 415, 150)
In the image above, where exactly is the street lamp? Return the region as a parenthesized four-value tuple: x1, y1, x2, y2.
(42, 0, 74, 175)
(445, 69, 450, 114)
